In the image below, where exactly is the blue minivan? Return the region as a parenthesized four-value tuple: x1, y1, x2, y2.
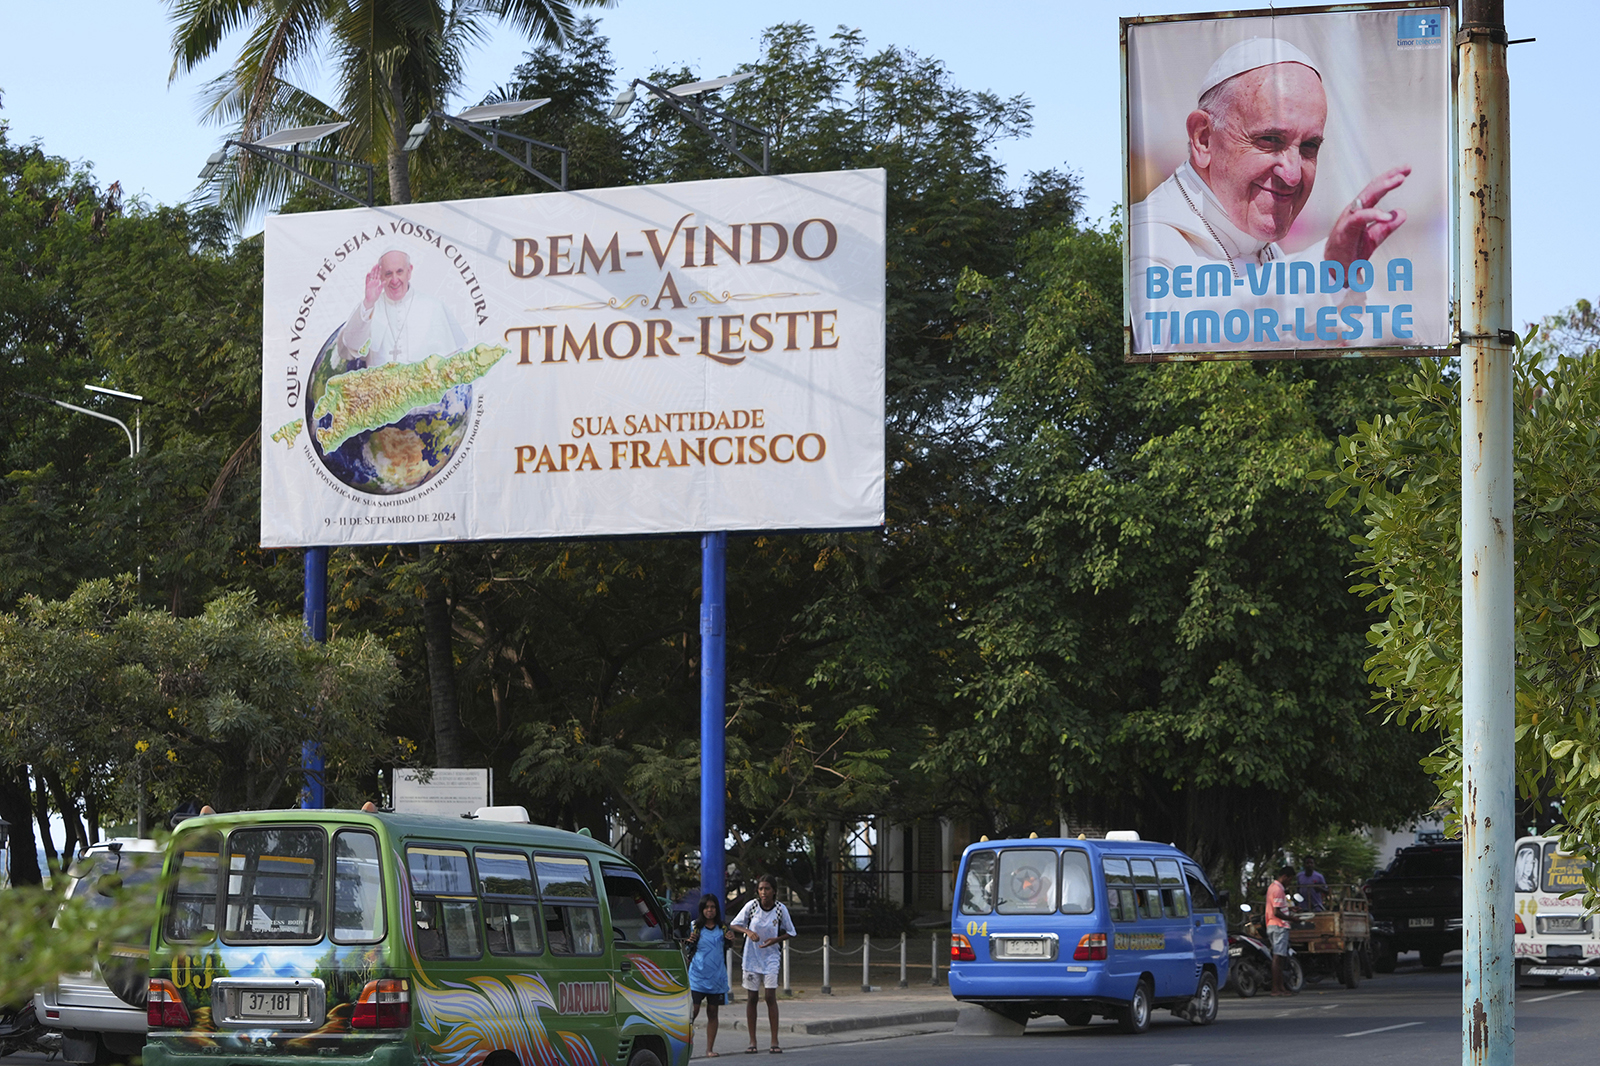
(949, 833, 1229, 1033)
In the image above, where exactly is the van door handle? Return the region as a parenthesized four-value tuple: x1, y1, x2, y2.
(620, 958, 632, 973)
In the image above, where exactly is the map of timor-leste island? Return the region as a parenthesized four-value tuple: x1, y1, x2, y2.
(273, 342, 509, 452)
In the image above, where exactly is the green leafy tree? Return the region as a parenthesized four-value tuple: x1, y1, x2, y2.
(167, 0, 614, 216)
(901, 220, 1438, 871)
(1324, 346, 1600, 894)
(0, 578, 404, 849)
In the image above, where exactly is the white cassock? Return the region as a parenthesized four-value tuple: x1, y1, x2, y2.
(338, 289, 467, 369)
(1127, 161, 1397, 356)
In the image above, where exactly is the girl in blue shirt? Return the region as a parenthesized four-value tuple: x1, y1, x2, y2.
(688, 894, 732, 1056)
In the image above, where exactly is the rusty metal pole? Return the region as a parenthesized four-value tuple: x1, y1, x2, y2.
(1458, 3, 1514, 1065)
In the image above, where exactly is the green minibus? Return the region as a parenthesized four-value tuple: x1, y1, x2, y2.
(142, 808, 689, 1066)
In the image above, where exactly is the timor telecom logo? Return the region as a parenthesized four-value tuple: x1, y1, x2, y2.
(1396, 13, 1443, 47)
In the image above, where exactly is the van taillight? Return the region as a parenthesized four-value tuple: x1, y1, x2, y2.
(352, 978, 411, 1029)
(147, 979, 191, 1028)
(1073, 933, 1108, 961)
(950, 934, 976, 962)
(1514, 913, 1526, 935)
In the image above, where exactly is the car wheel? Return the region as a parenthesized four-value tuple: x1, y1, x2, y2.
(1234, 961, 1261, 998)
(1285, 956, 1305, 993)
(1372, 934, 1397, 974)
(1117, 978, 1153, 1034)
(1340, 948, 1362, 989)
(1187, 972, 1219, 1026)
(627, 1047, 663, 1066)
(1420, 947, 1445, 969)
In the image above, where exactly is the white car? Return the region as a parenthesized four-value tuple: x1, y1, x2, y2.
(35, 838, 163, 1064)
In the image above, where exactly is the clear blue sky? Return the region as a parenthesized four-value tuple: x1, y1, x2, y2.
(0, 0, 1588, 329)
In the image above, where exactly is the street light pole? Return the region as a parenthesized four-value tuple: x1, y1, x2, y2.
(1458, 3, 1514, 1065)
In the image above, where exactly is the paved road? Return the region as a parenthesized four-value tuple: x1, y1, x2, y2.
(805, 966, 1598, 1066)
(5, 960, 1593, 1065)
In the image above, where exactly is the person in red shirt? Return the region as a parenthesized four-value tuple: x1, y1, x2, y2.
(1266, 866, 1296, 996)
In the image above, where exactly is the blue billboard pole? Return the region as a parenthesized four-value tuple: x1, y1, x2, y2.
(301, 546, 328, 809)
(700, 532, 727, 906)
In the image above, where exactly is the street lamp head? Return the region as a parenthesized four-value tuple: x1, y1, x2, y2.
(455, 99, 550, 123)
(667, 72, 756, 97)
(199, 149, 228, 181)
(403, 119, 432, 152)
(85, 384, 144, 402)
(608, 86, 637, 121)
(250, 121, 352, 149)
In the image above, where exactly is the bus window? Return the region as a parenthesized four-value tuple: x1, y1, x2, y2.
(407, 845, 481, 959)
(1183, 864, 1219, 910)
(536, 853, 602, 956)
(224, 827, 325, 943)
(998, 849, 1057, 915)
(1060, 850, 1093, 915)
(602, 865, 670, 944)
(1156, 859, 1188, 918)
(960, 851, 997, 915)
(1130, 859, 1162, 919)
(1103, 858, 1137, 922)
(332, 829, 385, 943)
(477, 849, 540, 956)
(164, 831, 221, 943)
(1543, 843, 1590, 894)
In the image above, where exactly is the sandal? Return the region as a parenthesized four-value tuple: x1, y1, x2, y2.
(770, 1049, 783, 1054)
(744, 1048, 758, 1055)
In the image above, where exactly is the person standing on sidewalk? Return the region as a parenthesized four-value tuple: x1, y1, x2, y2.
(729, 875, 796, 1053)
(688, 894, 733, 1057)
(1266, 865, 1296, 996)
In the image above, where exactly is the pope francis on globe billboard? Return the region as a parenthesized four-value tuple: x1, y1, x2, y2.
(1123, 6, 1453, 360)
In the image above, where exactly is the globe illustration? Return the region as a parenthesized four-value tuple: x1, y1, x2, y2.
(304, 324, 472, 495)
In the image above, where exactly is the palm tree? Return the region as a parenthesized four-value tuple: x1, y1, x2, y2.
(169, 0, 613, 212)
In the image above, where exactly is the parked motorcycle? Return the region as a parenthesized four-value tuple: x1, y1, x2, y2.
(0, 1000, 63, 1058)
(1228, 903, 1304, 998)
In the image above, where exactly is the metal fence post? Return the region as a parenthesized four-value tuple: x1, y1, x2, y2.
(862, 933, 871, 992)
(930, 931, 940, 985)
(726, 947, 736, 998)
(782, 940, 791, 997)
(821, 935, 831, 995)
(899, 932, 908, 988)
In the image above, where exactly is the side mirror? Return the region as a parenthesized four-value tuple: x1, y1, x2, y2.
(1216, 891, 1231, 912)
(1239, 902, 1253, 914)
(1292, 893, 1305, 904)
(674, 910, 692, 939)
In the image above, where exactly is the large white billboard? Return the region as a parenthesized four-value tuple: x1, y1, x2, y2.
(261, 170, 886, 547)
(1123, 5, 1453, 361)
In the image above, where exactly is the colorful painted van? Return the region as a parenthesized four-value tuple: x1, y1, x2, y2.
(1513, 834, 1600, 983)
(143, 808, 690, 1066)
(949, 834, 1229, 1033)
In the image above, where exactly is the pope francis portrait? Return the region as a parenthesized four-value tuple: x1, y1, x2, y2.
(1129, 37, 1413, 352)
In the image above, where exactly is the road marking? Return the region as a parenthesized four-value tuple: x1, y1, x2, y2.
(1341, 1022, 1423, 1038)
(1522, 990, 1583, 1004)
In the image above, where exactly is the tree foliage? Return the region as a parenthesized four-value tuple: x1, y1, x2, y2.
(1324, 346, 1600, 894)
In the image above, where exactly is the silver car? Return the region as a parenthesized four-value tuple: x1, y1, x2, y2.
(35, 838, 163, 1064)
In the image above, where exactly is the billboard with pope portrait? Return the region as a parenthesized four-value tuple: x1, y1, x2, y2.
(260, 170, 886, 548)
(1122, 3, 1454, 361)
